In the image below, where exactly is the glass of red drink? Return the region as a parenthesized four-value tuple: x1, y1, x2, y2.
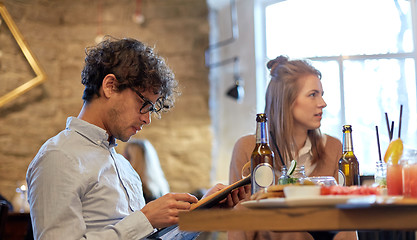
(387, 162, 403, 196)
(401, 149, 417, 198)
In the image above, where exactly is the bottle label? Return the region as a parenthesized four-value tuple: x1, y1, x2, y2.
(338, 170, 346, 186)
(255, 122, 268, 143)
(254, 163, 274, 187)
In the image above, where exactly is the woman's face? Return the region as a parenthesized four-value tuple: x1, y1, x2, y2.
(292, 74, 327, 132)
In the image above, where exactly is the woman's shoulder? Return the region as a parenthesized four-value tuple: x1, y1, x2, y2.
(233, 134, 258, 154)
(234, 134, 256, 147)
(230, 134, 256, 164)
(322, 134, 342, 161)
(230, 134, 255, 183)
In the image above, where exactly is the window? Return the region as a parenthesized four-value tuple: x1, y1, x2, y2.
(261, 0, 417, 175)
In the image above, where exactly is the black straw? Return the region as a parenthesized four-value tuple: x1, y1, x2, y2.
(390, 121, 395, 141)
(375, 126, 382, 162)
(398, 105, 403, 138)
(270, 131, 286, 167)
(385, 112, 391, 141)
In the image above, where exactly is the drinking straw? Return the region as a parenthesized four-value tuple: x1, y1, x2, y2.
(390, 121, 395, 141)
(385, 112, 391, 141)
(270, 131, 285, 167)
(398, 104, 403, 138)
(375, 126, 382, 162)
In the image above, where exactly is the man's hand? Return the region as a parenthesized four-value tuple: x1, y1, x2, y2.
(203, 183, 251, 209)
(141, 193, 198, 228)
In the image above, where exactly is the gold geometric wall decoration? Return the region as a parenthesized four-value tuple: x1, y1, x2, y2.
(0, 3, 46, 108)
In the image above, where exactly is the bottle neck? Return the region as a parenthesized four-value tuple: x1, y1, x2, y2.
(255, 121, 268, 144)
(343, 131, 354, 152)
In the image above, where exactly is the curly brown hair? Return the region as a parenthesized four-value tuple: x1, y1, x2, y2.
(81, 36, 179, 111)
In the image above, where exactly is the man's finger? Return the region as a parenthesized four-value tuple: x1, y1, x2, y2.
(171, 193, 198, 203)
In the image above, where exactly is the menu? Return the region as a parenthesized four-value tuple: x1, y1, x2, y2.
(147, 176, 251, 239)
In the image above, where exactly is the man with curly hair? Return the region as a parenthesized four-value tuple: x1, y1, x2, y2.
(26, 37, 247, 240)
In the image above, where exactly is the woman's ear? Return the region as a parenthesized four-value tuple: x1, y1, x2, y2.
(102, 74, 117, 98)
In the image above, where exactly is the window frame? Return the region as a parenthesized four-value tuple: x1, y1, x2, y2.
(257, 0, 417, 175)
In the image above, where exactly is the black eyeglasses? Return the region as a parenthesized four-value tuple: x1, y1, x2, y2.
(134, 90, 165, 114)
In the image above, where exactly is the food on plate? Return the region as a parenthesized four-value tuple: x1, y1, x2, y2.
(278, 176, 299, 185)
(250, 184, 286, 200)
(250, 180, 382, 201)
(300, 178, 316, 185)
(320, 185, 381, 196)
(284, 185, 321, 199)
(250, 191, 284, 200)
(303, 176, 338, 186)
(251, 184, 381, 200)
(250, 181, 317, 200)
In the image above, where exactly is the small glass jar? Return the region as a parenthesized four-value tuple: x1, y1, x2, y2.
(292, 165, 306, 180)
(374, 161, 387, 187)
(278, 166, 289, 185)
(278, 165, 306, 184)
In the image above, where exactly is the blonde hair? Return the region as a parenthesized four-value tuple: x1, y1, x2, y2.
(265, 55, 324, 167)
(124, 139, 170, 201)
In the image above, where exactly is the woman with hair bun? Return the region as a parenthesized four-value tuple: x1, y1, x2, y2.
(228, 56, 357, 240)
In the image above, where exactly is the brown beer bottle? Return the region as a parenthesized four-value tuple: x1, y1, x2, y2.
(251, 113, 275, 194)
(338, 125, 360, 186)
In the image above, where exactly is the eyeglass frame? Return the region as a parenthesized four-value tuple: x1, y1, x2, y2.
(133, 90, 165, 114)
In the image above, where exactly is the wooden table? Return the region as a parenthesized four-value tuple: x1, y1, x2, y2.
(179, 198, 417, 234)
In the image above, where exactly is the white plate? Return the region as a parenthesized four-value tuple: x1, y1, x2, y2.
(242, 195, 379, 208)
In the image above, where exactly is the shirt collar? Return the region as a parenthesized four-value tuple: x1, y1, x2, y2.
(66, 117, 117, 148)
(296, 134, 328, 158)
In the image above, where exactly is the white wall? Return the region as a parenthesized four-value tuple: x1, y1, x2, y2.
(207, 0, 260, 184)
